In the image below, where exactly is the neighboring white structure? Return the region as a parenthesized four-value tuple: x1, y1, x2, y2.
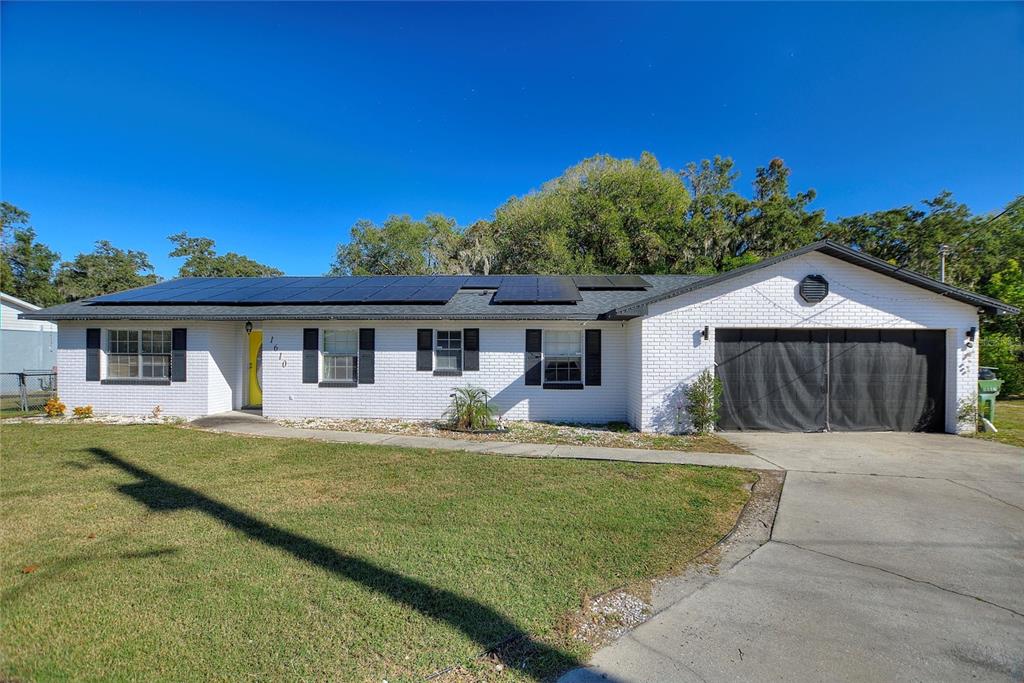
(23, 242, 1017, 433)
(1, 292, 57, 373)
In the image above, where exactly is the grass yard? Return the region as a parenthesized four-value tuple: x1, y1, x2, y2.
(1, 424, 754, 682)
(972, 398, 1024, 449)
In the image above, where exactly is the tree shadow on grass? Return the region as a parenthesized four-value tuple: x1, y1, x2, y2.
(87, 447, 581, 680)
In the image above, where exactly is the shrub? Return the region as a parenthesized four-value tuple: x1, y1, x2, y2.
(72, 405, 94, 419)
(444, 386, 497, 431)
(44, 397, 66, 418)
(980, 331, 1024, 397)
(685, 369, 722, 435)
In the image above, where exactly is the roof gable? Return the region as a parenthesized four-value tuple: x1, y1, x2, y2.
(610, 240, 1018, 317)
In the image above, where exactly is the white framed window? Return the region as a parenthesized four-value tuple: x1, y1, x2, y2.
(543, 330, 582, 384)
(323, 329, 358, 382)
(435, 330, 463, 373)
(107, 329, 171, 379)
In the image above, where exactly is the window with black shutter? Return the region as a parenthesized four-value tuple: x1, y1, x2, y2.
(302, 328, 319, 383)
(525, 329, 542, 386)
(416, 329, 433, 371)
(463, 328, 480, 371)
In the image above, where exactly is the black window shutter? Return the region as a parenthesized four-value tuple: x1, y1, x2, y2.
(85, 328, 101, 381)
(171, 328, 187, 382)
(358, 328, 375, 384)
(302, 328, 319, 384)
(585, 328, 601, 386)
(417, 329, 433, 371)
(464, 328, 480, 371)
(525, 329, 542, 386)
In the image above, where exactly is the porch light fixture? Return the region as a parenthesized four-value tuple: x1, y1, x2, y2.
(965, 326, 976, 348)
(245, 321, 253, 335)
(702, 326, 710, 340)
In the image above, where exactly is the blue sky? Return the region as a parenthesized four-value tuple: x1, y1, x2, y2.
(2, 2, 1022, 278)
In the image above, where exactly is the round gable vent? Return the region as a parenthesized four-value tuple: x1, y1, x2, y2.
(799, 274, 829, 303)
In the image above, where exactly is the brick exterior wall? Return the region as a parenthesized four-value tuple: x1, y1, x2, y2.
(55, 321, 245, 418)
(260, 321, 628, 423)
(635, 252, 979, 434)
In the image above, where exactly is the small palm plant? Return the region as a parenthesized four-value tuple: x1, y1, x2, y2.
(444, 386, 497, 431)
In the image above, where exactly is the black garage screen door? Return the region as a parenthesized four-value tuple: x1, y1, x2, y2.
(715, 329, 946, 432)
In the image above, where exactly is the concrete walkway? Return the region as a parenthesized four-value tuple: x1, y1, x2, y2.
(190, 411, 776, 470)
(562, 432, 1024, 682)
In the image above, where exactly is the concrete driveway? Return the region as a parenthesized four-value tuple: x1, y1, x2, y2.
(562, 433, 1024, 682)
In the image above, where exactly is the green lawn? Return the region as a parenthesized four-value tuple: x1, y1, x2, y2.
(974, 398, 1024, 449)
(1, 424, 753, 682)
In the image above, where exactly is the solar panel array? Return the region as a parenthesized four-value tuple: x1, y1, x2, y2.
(571, 275, 651, 290)
(88, 274, 651, 306)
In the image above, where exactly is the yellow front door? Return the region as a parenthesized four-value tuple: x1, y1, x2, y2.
(248, 330, 263, 407)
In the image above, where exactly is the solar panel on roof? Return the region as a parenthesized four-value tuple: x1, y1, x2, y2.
(200, 289, 274, 302)
(492, 278, 539, 303)
(363, 286, 423, 302)
(322, 276, 368, 288)
(605, 275, 650, 289)
(88, 271, 650, 305)
(232, 286, 295, 302)
(273, 277, 324, 286)
(335, 285, 385, 299)
(406, 285, 460, 303)
(537, 277, 582, 302)
(96, 289, 170, 303)
(572, 275, 614, 289)
(265, 288, 333, 303)
(364, 276, 402, 285)
(88, 280, 176, 301)
(143, 280, 186, 291)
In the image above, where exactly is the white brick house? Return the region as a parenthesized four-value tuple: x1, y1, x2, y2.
(23, 242, 1017, 433)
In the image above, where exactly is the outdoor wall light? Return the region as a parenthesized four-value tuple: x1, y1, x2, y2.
(701, 326, 710, 340)
(965, 326, 976, 348)
(245, 321, 253, 335)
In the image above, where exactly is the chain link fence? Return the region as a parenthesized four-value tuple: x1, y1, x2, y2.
(1, 371, 58, 414)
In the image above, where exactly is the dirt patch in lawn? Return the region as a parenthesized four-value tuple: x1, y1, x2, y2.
(277, 417, 748, 454)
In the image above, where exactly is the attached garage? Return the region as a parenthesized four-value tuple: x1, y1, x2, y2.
(611, 241, 1019, 435)
(716, 328, 947, 432)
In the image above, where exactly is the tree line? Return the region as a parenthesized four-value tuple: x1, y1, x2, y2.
(2, 152, 1020, 390)
(331, 153, 1021, 296)
(0, 202, 282, 308)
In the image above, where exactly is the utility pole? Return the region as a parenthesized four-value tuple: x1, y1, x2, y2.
(938, 243, 950, 282)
